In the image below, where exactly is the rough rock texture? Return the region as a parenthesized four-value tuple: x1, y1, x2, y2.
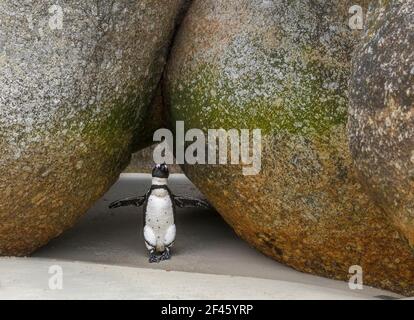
(132, 86, 170, 151)
(125, 145, 183, 174)
(0, 0, 187, 256)
(165, 0, 414, 295)
(349, 0, 414, 249)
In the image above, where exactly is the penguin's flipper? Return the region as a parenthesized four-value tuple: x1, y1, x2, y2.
(173, 196, 212, 209)
(109, 195, 146, 209)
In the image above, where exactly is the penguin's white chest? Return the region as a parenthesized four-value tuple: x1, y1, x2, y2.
(145, 191, 175, 252)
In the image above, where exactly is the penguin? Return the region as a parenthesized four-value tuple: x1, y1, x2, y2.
(109, 163, 211, 263)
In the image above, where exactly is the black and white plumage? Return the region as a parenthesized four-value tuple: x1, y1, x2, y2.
(109, 163, 211, 263)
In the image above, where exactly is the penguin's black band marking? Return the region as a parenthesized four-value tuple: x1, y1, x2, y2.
(165, 241, 175, 248)
(150, 185, 211, 209)
(145, 240, 156, 249)
(150, 185, 171, 192)
(143, 185, 176, 227)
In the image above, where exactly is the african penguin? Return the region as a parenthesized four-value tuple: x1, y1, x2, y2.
(109, 163, 211, 263)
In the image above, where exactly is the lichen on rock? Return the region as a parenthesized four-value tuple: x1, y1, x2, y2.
(165, 0, 414, 295)
(349, 0, 414, 249)
(0, 0, 187, 256)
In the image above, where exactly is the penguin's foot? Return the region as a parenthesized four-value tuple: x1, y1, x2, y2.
(159, 249, 171, 261)
(149, 251, 160, 264)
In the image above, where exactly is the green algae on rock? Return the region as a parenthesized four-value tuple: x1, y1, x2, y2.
(0, 0, 187, 256)
(349, 0, 414, 249)
(165, 0, 414, 295)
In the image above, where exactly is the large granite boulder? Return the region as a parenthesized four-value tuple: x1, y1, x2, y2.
(165, 0, 414, 295)
(0, 0, 187, 256)
(349, 0, 414, 249)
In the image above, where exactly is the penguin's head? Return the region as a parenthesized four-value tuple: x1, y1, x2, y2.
(152, 163, 169, 179)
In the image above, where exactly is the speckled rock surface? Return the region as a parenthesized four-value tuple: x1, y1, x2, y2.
(349, 1, 414, 250)
(0, 0, 186, 256)
(165, 0, 414, 295)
